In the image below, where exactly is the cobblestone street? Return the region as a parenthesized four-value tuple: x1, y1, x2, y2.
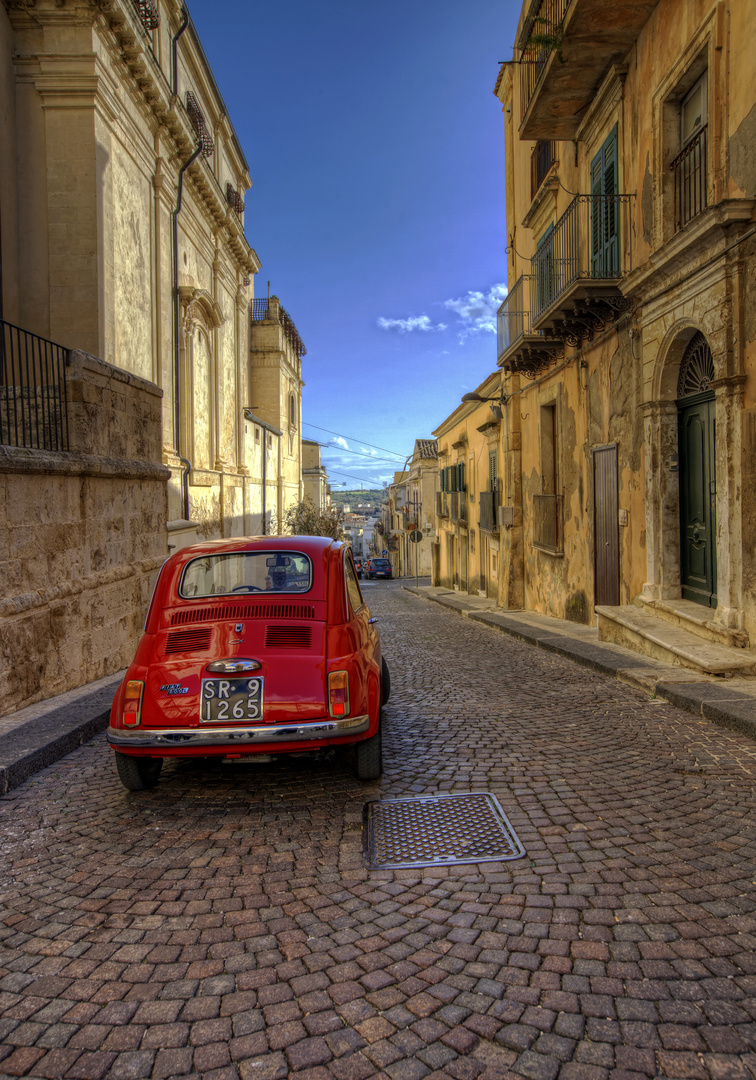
(2, 583, 756, 1080)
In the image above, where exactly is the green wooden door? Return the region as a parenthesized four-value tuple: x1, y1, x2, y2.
(678, 393, 717, 607)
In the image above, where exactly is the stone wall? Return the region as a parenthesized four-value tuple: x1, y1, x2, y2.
(0, 354, 169, 717)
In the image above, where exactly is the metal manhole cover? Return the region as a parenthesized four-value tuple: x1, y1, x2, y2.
(363, 792, 525, 869)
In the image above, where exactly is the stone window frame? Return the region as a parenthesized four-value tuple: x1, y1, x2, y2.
(651, 10, 724, 246)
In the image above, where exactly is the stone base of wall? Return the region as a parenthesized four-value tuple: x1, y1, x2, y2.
(0, 447, 168, 717)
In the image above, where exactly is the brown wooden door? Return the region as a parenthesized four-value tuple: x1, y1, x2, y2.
(593, 444, 620, 606)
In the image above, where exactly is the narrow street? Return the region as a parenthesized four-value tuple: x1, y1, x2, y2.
(2, 583, 756, 1080)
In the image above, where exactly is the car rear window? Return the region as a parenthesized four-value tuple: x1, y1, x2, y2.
(372, 559, 390, 567)
(180, 551, 313, 598)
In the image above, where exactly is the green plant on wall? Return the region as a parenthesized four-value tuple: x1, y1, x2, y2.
(525, 16, 565, 63)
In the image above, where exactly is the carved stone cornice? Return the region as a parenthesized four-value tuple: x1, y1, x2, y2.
(622, 200, 756, 304)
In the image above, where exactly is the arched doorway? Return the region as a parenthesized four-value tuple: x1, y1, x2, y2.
(677, 332, 717, 608)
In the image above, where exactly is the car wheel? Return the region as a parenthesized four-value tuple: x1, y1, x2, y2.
(115, 752, 163, 791)
(355, 724, 382, 781)
(381, 656, 391, 705)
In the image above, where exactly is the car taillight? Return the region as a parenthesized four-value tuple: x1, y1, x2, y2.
(122, 680, 144, 727)
(328, 671, 350, 718)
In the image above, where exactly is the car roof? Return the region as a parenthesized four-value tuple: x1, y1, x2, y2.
(168, 535, 344, 568)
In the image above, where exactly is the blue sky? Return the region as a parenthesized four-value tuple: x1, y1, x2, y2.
(190, 0, 522, 489)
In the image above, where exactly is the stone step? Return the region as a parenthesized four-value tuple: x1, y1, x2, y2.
(595, 605, 756, 676)
(638, 596, 750, 649)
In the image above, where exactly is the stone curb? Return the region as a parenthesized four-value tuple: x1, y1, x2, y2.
(0, 674, 123, 795)
(405, 586, 756, 741)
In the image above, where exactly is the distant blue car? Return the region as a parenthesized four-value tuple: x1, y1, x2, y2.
(366, 558, 392, 579)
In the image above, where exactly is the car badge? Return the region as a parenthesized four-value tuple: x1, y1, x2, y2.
(160, 683, 189, 696)
(234, 624, 243, 633)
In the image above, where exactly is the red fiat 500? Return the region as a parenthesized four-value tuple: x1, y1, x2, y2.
(108, 536, 389, 791)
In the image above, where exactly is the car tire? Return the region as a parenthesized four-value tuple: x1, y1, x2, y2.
(381, 656, 391, 705)
(355, 724, 382, 781)
(115, 752, 163, 791)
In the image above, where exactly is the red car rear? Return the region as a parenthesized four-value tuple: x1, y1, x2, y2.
(108, 536, 389, 790)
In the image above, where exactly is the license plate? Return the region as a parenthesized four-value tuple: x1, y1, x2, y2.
(200, 677, 264, 723)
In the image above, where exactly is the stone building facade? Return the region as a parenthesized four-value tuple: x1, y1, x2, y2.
(302, 439, 329, 510)
(477, 0, 755, 662)
(249, 296, 305, 531)
(1, 0, 261, 551)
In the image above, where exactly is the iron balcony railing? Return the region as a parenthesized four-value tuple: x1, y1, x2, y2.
(533, 493, 563, 552)
(498, 275, 545, 358)
(671, 125, 708, 231)
(531, 140, 556, 200)
(225, 183, 245, 218)
(185, 91, 214, 158)
(1, 320, 70, 452)
(479, 490, 497, 532)
(531, 193, 632, 322)
(251, 299, 307, 358)
(518, 0, 570, 122)
(133, 0, 160, 31)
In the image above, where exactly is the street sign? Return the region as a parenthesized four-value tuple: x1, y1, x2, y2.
(409, 530, 422, 543)
(382, 549, 388, 557)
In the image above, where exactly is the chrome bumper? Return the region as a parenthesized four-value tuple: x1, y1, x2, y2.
(107, 714, 370, 750)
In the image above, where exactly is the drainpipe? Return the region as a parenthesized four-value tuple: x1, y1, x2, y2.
(261, 430, 267, 535)
(170, 6, 194, 521)
(172, 143, 202, 521)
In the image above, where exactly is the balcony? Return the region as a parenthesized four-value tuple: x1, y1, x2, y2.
(497, 276, 563, 380)
(533, 494, 564, 553)
(517, 0, 660, 140)
(530, 194, 633, 344)
(479, 491, 498, 533)
(450, 491, 467, 523)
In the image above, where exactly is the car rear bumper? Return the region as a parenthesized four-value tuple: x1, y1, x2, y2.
(107, 714, 370, 750)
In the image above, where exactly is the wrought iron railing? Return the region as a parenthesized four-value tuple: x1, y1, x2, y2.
(132, 0, 160, 31)
(671, 125, 707, 231)
(479, 490, 497, 532)
(498, 275, 544, 358)
(185, 91, 214, 157)
(533, 493, 563, 552)
(0, 320, 70, 452)
(226, 183, 245, 218)
(531, 140, 556, 200)
(518, 0, 570, 122)
(530, 194, 632, 321)
(251, 299, 307, 358)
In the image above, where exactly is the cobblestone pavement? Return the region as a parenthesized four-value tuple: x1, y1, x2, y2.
(2, 582, 756, 1080)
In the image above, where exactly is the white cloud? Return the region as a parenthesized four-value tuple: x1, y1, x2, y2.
(377, 315, 447, 334)
(376, 283, 508, 345)
(332, 436, 349, 450)
(444, 283, 508, 341)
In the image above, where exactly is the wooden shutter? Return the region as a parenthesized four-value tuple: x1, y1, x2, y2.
(591, 126, 619, 277)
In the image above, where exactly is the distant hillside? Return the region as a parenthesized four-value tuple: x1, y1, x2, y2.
(329, 488, 384, 510)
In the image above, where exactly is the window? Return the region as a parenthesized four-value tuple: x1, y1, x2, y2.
(534, 225, 555, 317)
(540, 404, 557, 494)
(590, 126, 619, 277)
(289, 393, 297, 428)
(673, 71, 708, 229)
(180, 551, 313, 597)
(345, 555, 364, 612)
(488, 451, 497, 493)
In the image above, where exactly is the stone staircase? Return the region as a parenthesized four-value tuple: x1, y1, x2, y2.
(595, 597, 756, 677)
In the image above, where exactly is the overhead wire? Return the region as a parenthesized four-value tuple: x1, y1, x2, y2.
(302, 421, 406, 460)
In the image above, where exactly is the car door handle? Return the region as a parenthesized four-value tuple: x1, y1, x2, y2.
(368, 618, 378, 624)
